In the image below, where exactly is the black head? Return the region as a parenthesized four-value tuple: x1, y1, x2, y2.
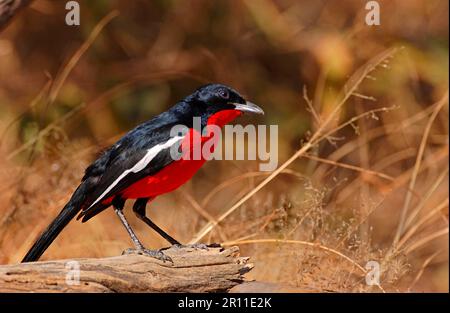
(186, 83, 264, 118)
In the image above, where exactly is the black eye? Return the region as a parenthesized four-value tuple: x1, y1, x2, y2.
(218, 89, 229, 100)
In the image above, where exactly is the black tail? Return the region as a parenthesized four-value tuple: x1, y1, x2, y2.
(22, 185, 86, 263)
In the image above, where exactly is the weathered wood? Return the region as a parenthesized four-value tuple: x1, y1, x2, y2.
(0, 0, 32, 31)
(0, 245, 253, 292)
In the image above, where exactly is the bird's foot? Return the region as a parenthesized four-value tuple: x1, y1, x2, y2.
(123, 248, 173, 263)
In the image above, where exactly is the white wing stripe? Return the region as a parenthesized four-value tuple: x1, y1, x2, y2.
(87, 135, 184, 209)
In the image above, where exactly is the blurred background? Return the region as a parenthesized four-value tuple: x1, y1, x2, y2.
(0, 0, 448, 292)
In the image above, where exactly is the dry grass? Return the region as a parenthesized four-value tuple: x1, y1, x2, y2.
(0, 0, 448, 292)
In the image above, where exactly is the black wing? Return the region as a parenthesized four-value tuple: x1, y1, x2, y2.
(77, 112, 188, 221)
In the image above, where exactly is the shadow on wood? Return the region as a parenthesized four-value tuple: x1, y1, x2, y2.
(0, 245, 253, 292)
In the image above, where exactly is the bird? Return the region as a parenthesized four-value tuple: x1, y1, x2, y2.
(22, 83, 264, 263)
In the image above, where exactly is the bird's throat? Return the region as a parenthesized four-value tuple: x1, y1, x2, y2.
(206, 109, 242, 128)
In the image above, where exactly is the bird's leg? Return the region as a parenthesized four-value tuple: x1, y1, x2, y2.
(133, 198, 212, 250)
(112, 197, 172, 263)
(114, 207, 144, 250)
(133, 198, 181, 245)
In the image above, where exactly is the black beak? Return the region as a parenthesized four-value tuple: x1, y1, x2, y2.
(232, 101, 264, 115)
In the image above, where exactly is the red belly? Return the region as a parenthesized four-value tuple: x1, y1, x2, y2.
(121, 157, 206, 199)
(118, 110, 241, 200)
(120, 127, 207, 200)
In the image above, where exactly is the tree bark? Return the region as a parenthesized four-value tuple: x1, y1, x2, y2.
(0, 0, 32, 31)
(0, 245, 253, 292)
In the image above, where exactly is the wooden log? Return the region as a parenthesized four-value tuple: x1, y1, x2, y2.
(0, 245, 253, 292)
